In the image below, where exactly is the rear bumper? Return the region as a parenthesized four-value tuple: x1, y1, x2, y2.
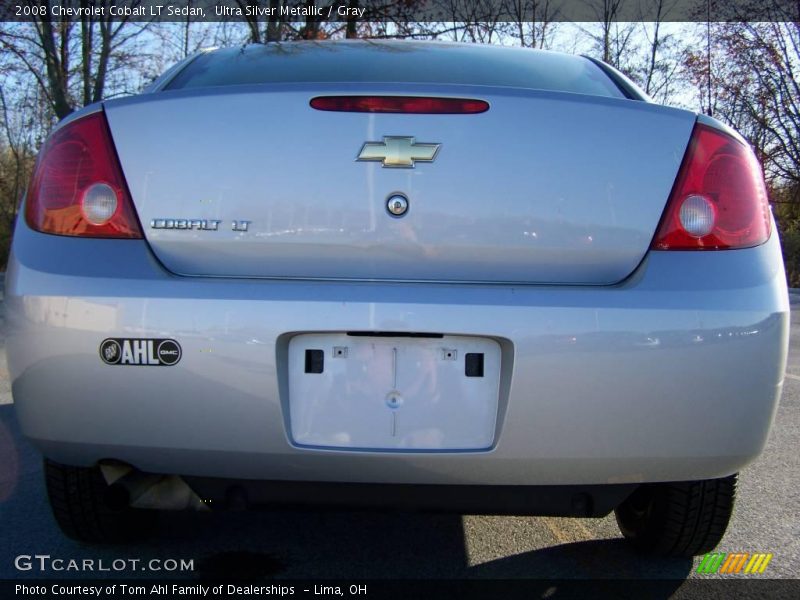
(5, 217, 789, 486)
(182, 478, 636, 517)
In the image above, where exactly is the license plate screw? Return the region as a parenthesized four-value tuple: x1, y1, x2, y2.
(441, 348, 457, 361)
(333, 346, 348, 358)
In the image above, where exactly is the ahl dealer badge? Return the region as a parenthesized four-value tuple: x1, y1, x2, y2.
(100, 338, 182, 366)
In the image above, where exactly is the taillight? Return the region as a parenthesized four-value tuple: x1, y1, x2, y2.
(651, 123, 770, 250)
(310, 96, 489, 114)
(26, 111, 142, 238)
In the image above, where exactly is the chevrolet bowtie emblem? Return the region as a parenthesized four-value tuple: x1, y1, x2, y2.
(357, 137, 441, 168)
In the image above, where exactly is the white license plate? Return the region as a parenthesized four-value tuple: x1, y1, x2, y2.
(288, 334, 501, 451)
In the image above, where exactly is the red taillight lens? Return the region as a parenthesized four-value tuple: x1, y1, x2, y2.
(310, 96, 489, 114)
(651, 123, 770, 250)
(26, 111, 142, 238)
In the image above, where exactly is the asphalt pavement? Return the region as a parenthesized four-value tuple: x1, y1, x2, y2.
(0, 287, 797, 583)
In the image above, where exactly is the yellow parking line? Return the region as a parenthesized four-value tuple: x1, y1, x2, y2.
(542, 518, 570, 543)
(542, 517, 595, 543)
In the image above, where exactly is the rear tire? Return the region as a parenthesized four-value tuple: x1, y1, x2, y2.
(44, 458, 155, 543)
(614, 474, 737, 557)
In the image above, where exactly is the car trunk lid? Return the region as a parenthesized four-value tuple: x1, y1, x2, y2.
(104, 85, 696, 284)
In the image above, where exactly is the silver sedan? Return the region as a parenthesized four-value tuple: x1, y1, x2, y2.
(4, 40, 788, 556)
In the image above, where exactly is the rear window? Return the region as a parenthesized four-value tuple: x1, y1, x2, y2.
(165, 41, 625, 99)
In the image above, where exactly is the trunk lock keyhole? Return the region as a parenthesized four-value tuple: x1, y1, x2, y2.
(387, 194, 409, 217)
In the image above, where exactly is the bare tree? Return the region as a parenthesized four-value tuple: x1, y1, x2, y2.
(581, 0, 636, 66)
(435, 0, 508, 44)
(635, 0, 685, 104)
(720, 23, 800, 186)
(236, 0, 284, 43)
(506, 0, 560, 49)
(0, 76, 41, 265)
(685, 16, 800, 189)
(0, 1, 150, 119)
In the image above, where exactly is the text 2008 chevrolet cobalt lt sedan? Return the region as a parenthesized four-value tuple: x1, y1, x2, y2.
(5, 41, 789, 555)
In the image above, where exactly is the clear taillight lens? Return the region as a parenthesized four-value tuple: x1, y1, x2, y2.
(26, 111, 142, 238)
(651, 123, 770, 250)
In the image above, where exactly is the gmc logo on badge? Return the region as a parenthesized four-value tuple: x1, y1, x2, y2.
(100, 338, 182, 366)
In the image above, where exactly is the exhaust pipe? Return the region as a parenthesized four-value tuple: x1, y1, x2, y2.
(100, 463, 210, 511)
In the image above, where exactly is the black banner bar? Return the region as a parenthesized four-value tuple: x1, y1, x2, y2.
(1, 0, 799, 23)
(4, 579, 800, 600)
